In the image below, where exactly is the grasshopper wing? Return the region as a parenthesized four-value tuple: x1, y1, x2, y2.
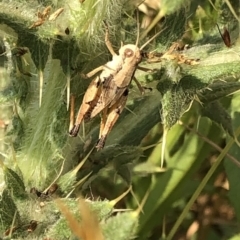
(89, 74, 127, 118)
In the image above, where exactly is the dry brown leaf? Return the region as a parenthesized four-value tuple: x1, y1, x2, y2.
(49, 8, 64, 21)
(56, 198, 104, 240)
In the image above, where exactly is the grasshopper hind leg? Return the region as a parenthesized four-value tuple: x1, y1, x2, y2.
(96, 89, 129, 150)
(69, 124, 80, 137)
(96, 136, 107, 151)
(69, 76, 102, 137)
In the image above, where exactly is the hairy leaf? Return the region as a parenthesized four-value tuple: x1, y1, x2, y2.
(201, 101, 234, 138)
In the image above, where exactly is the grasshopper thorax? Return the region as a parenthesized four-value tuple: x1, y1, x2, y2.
(119, 44, 142, 64)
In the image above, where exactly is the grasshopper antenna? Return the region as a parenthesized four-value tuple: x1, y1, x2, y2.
(135, 9, 140, 46)
(140, 27, 166, 50)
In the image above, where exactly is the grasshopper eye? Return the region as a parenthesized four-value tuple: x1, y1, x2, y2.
(124, 48, 134, 58)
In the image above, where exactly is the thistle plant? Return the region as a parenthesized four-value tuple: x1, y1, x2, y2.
(1, 0, 240, 239)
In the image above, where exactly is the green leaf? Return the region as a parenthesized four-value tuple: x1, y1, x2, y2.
(201, 100, 234, 138)
(155, 9, 187, 50)
(224, 94, 240, 221)
(49, 217, 72, 240)
(0, 189, 21, 230)
(137, 118, 224, 239)
(4, 167, 26, 199)
(7, 114, 24, 150)
(161, 0, 191, 15)
(228, 234, 240, 240)
(88, 200, 114, 220)
(157, 74, 206, 129)
(199, 81, 240, 103)
(17, 58, 67, 187)
(52, 38, 80, 75)
(114, 164, 132, 185)
(20, 38, 49, 71)
(102, 212, 138, 240)
(48, 199, 114, 239)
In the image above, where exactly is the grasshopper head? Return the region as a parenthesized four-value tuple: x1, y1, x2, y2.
(119, 44, 142, 64)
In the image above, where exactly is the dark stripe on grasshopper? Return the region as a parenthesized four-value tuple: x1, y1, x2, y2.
(69, 124, 80, 137)
(96, 135, 106, 150)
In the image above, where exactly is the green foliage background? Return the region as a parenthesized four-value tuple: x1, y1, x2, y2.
(0, 0, 240, 239)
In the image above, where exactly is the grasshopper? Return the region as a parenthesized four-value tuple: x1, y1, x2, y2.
(69, 21, 161, 150)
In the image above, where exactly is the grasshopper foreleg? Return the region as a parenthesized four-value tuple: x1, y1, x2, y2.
(103, 21, 116, 56)
(133, 76, 153, 95)
(81, 65, 104, 79)
(137, 66, 155, 72)
(133, 77, 145, 95)
(96, 89, 129, 150)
